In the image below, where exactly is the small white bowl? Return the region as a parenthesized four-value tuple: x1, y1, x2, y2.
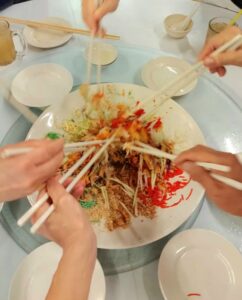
(84, 42, 118, 66)
(164, 14, 193, 39)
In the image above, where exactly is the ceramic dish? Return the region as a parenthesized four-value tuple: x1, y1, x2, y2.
(141, 57, 198, 96)
(26, 83, 205, 249)
(23, 17, 72, 49)
(9, 242, 106, 300)
(11, 63, 73, 107)
(84, 42, 118, 65)
(164, 14, 193, 39)
(158, 229, 242, 300)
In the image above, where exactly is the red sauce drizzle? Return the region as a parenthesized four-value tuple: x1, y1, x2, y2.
(111, 117, 125, 128)
(140, 168, 193, 209)
(134, 108, 145, 117)
(153, 118, 162, 130)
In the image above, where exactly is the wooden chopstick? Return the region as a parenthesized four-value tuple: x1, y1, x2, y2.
(0, 147, 33, 159)
(125, 142, 242, 191)
(139, 35, 242, 116)
(17, 147, 96, 227)
(0, 140, 108, 159)
(130, 141, 231, 172)
(0, 16, 120, 40)
(211, 174, 242, 191)
(7, 94, 38, 124)
(30, 133, 116, 234)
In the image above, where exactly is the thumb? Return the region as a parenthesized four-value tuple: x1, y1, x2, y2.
(181, 162, 219, 190)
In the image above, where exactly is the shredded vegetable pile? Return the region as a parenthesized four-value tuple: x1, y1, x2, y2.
(54, 86, 189, 231)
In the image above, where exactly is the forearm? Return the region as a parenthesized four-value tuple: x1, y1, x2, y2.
(46, 242, 96, 300)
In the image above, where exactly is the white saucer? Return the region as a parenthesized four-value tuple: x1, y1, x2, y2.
(9, 242, 106, 300)
(158, 229, 242, 300)
(23, 17, 72, 49)
(84, 42, 118, 65)
(11, 63, 73, 107)
(141, 57, 197, 96)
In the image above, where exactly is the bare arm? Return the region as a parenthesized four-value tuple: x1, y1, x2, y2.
(32, 179, 97, 300)
(46, 239, 96, 300)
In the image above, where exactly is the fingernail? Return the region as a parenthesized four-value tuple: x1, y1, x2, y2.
(204, 57, 215, 66)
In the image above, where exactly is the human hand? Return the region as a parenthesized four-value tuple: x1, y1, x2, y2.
(38, 178, 96, 300)
(0, 139, 64, 202)
(82, 0, 119, 35)
(175, 145, 242, 216)
(32, 178, 96, 252)
(199, 26, 242, 77)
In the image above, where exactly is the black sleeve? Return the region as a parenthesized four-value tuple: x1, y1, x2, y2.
(0, 0, 14, 10)
(231, 0, 242, 8)
(0, 0, 30, 10)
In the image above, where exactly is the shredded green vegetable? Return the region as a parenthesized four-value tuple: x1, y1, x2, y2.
(80, 200, 96, 209)
(46, 132, 62, 140)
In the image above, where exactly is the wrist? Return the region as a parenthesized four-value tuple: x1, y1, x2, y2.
(62, 230, 97, 257)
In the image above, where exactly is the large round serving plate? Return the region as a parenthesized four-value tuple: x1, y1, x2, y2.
(27, 83, 205, 249)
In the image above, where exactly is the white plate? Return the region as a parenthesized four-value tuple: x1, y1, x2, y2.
(141, 57, 198, 96)
(0, 202, 3, 212)
(23, 17, 72, 49)
(158, 229, 242, 300)
(9, 242, 106, 300)
(11, 63, 73, 107)
(84, 42, 118, 65)
(26, 83, 205, 249)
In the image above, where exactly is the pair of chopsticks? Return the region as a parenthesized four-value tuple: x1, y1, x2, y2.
(0, 139, 107, 159)
(125, 141, 242, 191)
(0, 16, 119, 40)
(0, 79, 38, 124)
(16, 135, 116, 234)
(80, 0, 104, 99)
(138, 34, 242, 117)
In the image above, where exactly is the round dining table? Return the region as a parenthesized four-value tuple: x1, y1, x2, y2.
(0, 0, 242, 299)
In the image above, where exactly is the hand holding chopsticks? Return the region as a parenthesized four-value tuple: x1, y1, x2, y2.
(17, 134, 116, 234)
(138, 34, 242, 117)
(0, 140, 64, 202)
(125, 142, 242, 191)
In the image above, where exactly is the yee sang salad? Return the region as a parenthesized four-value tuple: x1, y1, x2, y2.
(48, 85, 191, 232)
